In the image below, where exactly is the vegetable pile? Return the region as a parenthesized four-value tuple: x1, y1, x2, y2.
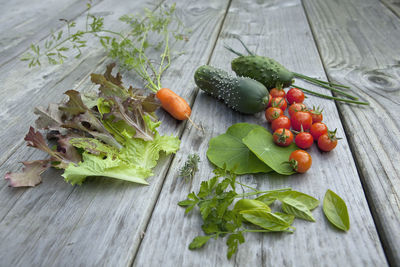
(9, 2, 354, 262)
(5, 64, 180, 187)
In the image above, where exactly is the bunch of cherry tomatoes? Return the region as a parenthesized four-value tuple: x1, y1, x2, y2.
(265, 86, 340, 173)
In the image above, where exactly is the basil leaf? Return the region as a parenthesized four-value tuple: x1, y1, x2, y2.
(240, 209, 294, 232)
(242, 128, 297, 175)
(233, 199, 271, 213)
(255, 192, 279, 205)
(281, 201, 315, 222)
(207, 123, 272, 174)
(189, 235, 212, 250)
(323, 189, 350, 231)
(277, 190, 320, 210)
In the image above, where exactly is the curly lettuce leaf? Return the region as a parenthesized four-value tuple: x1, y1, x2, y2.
(120, 133, 180, 170)
(63, 152, 151, 185)
(64, 126, 180, 185)
(5, 160, 50, 187)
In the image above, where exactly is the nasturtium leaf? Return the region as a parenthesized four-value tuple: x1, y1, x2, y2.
(242, 128, 297, 175)
(323, 189, 350, 231)
(207, 123, 272, 174)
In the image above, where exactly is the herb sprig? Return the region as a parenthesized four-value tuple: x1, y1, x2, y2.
(179, 154, 200, 182)
(178, 168, 319, 259)
(21, 2, 189, 92)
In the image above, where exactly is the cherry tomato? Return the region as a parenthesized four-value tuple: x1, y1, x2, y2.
(267, 93, 272, 107)
(318, 129, 340, 152)
(271, 115, 291, 132)
(265, 107, 283, 122)
(270, 87, 286, 98)
(288, 103, 307, 118)
(310, 122, 328, 141)
(310, 106, 323, 123)
(289, 150, 312, 173)
(286, 87, 305, 104)
(291, 111, 312, 131)
(273, 128, 294, 147)
(270, 97, 287, 111)
(295, 132, 314, 149)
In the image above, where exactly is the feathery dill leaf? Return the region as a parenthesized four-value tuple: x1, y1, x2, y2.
(179, 154, 200, 181)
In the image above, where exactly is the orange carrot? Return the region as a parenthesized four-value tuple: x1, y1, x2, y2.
(156, 88, 191, 121)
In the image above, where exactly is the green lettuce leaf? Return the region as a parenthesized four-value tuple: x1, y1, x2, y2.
(63, 152, 152, 185)
(64, 126, 180, 185)
(120, 133, 180, 170)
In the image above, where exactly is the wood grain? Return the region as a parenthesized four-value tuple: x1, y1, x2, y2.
(302, 0, 400, 264)
(0, 0, 97, 66)
(134, 0, 387, 266)
(381, 0, 400, 17)
(0, 0, 231, 265)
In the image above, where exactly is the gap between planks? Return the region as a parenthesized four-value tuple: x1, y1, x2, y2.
(129, 0, 233, 265)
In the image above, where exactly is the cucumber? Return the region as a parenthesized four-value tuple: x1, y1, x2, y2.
(194, 65, 269, 114)
(231, 55, 294, 89)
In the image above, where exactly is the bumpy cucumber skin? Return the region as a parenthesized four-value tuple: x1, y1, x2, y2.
(194, 65, 269, 114)
(231, 55, 294, 89)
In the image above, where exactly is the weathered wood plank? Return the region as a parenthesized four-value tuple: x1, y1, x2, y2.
(134, 0, 388, 266)
(0, 0, 97, 66)
(0, 0, 160, 166)
(381, 0, 400, 17)
(0, 0, 230, 265)
(302, 0, 400, 264)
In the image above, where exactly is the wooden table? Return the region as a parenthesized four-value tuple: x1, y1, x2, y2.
(1, 0, 399, 266)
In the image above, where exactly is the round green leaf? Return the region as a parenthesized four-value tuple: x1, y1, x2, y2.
(207, 123, 272, 174)
(242, 128, 297, 175)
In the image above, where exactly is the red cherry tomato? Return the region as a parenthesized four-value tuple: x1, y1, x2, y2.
(270, 97, 287, 111)
(267, 93, 272, 107)
(295, 132, 314, 149)
(265, 107, 283, 122)
(286, 87, 305, 104)
(271, 115, 291, 132)
(310, 122, 328, 141)
(273, 128, 294, 147)
(289, 150, 312, 173)
(310, 106, 323, 123)
(291, 111, 312, 131)
(318, 129, 340, 152)
(288, 103, 307, 118)
(270, 87, 286, 98)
